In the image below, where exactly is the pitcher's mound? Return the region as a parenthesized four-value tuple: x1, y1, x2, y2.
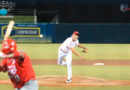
(0, 75, 130, 87)
(37, 75, 130, 87)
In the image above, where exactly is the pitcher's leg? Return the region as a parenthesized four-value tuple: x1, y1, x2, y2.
(67, 63, 72, 80)
(58, 50, 65, 65)
(65, 51, 72, 82)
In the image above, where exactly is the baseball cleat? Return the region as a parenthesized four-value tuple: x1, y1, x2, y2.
(66, 79, 72, 83)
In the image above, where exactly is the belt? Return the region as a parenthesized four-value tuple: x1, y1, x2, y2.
(60, 49, 68, 53)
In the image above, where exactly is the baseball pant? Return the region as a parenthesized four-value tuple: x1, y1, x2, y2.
(58, 49, 72, 80)
(16, 79, 38, 90)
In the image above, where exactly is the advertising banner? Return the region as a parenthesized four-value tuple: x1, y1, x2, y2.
(0, 23, 52, 43)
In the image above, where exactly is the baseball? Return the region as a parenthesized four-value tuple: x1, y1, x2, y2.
(40, 34, 43, 38)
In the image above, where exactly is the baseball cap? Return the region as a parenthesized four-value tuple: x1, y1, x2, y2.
(73, 31, 79, 36)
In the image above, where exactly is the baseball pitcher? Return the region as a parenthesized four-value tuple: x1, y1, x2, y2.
(0, 39, 38, 90)
(58, 31, 88, 83)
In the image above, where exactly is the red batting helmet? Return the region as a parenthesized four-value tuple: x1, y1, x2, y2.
(2, 39, 17, 54)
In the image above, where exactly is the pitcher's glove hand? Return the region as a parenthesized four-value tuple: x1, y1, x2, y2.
(81, 48, 88, 53)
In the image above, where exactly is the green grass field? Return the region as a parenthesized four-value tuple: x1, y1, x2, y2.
(17, 44, 130, 60)
(0, 44, 130, 90)
(0, 16, 34, 23)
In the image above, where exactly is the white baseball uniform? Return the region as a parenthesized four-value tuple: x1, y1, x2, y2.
(58, 37, 79, 80)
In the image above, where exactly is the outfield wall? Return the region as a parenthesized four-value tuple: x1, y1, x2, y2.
(0, 23, 130, 43)
(54, 24, 130, 43)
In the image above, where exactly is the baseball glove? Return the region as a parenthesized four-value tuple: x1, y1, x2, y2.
(81, 49, 88, 53)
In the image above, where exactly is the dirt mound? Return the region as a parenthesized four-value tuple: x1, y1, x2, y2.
(1, 75, 130, 87)
(37, 75, 130, 87)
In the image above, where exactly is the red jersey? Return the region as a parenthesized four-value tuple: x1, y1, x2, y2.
(1, 51, 35, 88)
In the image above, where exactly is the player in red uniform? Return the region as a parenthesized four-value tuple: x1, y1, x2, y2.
(0, 39, 38, 90)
